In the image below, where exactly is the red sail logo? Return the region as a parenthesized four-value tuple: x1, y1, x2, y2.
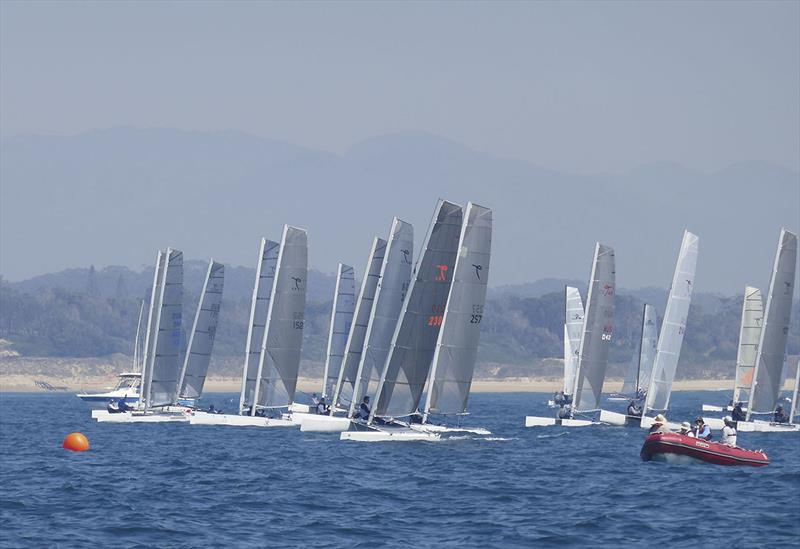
(436, 264, 448, 281)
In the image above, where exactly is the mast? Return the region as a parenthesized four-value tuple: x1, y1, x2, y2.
(732, 286, 763, 405)
(570, 243, 615, 414)
(140, 250, 165, 409)
(746, 228, 797, 421)
(178, 260, 224, 401)
(321, 263, 356, 398)
(642, 231, 699, 419)
(423, 202, 492, 420)
(635, 303, 646, 392)
(369, 200, 463, 423)
(348, 218, 413, 419)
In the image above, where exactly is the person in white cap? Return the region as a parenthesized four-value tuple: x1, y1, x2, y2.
(721, 416, 737, 446)
(678, 421, 695, 437)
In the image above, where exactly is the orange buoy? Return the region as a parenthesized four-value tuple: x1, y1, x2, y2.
(62, 432, 90, 452)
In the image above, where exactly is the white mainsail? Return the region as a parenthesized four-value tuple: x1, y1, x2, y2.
(239, 238, 280, 413)
(133, 300, 146, 373)
(564, 286, 584, 395)
(140, 250, 165, 406)
(349, 218, 414, 417)
(621, 304, 658, 396)
(321, 263, 356, 399)
(371, 200, 463, 421)
(747, 228, 797, 420)
(423, 202, 492, 418)
(330, 237, 386, 411)
(143, 248, 184, 408)
(731, 286, 763, 405)
(570, 243, 615, 412)
(252, 225, 308, 410)
(178, 260, 225, 400)
(642, 231, 699, 416)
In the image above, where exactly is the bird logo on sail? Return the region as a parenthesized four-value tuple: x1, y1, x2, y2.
(401, 249, 411, 264)
(473, 264, 482, 280)
(291, 277, 302, 290)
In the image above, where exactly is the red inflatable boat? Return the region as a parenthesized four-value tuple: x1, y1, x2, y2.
(640, 433, 769, 467)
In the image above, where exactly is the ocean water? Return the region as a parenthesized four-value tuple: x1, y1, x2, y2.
(0, 391, 798, 548)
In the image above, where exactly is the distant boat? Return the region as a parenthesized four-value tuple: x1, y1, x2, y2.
(608, 303, 657, 402)
(77, 299, 145, 408)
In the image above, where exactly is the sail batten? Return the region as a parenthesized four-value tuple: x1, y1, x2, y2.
(643, 231, 699, 416)
(322, 263, 356, 399)
(371, 200, 464, 420)
(747, 229, 797, 419)
(570, 243, 615, 412)
(178, 260, 224, 400)
(424, 202, 492, 417)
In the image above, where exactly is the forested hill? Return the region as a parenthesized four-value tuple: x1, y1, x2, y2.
(1, 264, 798, 379)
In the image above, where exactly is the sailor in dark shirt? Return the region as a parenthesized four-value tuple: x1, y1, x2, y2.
(731, 402, 746, 422)
(357, 396, 371, 420)
(627, 400, 642, 417)
(774, 405, 790, 424)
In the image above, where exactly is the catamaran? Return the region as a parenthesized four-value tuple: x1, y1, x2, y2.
(342, 200, 463, 441)
(526, 243, 615, 428)
(608, 303, 657, 402)
(736, 228, 798, 433)
(301, 218, 414, 432)
(77, 299, 146, 408)
(95, 248, 190, 423)
(190, 226, 308, 427)
(548, 287, 584, 407)
(701, 286, 762, 413)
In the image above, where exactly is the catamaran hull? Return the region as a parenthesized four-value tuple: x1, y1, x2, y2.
(93, 410, 189, 423)
(189, 412, 295, 427)
(640, 433, 769, 467)
(415, 424, 491, 436)
(735, 420, 799, 433)
(340, 428, 441, 442)
(524, 416, 594, 428)
(599, 409, 642, 427)
(297, 414, 352, 432)
(702, 404, 735, 412)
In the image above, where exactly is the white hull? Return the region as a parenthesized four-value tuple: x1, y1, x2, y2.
(701, 404, 744, 412)
(524, 416, 594, 428)
(93, 410, 189, 423)
(599, 409, 634, 426)
(639, 415, 682, 431)
(189, 411, 295, 427)
(298, 414, 352, 433)
(340, 428, 441, 442)
(736, 420, 799, 433)
(288, 402, 311, 413)
(415, 424, 491, 436)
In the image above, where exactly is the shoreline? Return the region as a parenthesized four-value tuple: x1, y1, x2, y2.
(1, 374, 795, 394)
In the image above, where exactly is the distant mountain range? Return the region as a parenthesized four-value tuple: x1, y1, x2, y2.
(2, 127, 798, 295)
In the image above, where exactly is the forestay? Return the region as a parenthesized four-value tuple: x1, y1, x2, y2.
(371, 200, 463, 420)
(643, 231, 699, 415)
(239, 239, 280, 412)
(321, 263, 356, 399)
(564, 286, 584, 395)
(747, 229, 797, 419)
(423, 202, 492, 417)
(144, 248, 184, 408)
(330, 237, 386, 410)
(571, 243, 615, 412)
(253, 225, 308, 410)
(178, 260, 225, 400)
(732, 286, 763, 405)
(349, 219, 413, 417)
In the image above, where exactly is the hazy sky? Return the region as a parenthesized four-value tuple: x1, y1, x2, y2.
(2, 1, 798, 174)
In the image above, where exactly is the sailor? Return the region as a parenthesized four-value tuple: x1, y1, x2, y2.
(678, 421, 693, 436)
(636, 388, 646, 400)
(774, 405, 790, 424)
(311, 393, 320, 407)
(721, 416, 737, 446)
(627, 400, 642, 417)
(553, 391, 566, 407)
(557, 404, 571, 419)
(694, 417, 712, 440)
(106, 399, 120, 414)
(316, 397, 328, 415)
(207, 404, 217, 414)
(731, 402, 746, 422)
(117, 398, 130, 413)
(649, 414, 671, 434)
(356, 396, 371, 420)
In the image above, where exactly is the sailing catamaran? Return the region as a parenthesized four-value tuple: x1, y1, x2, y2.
(342, 200, 463, 441)
(525, 243, 615, 428)
(300, 219, 413, 432)
(608, 303, 657, 402)
(548, 287, 584, 407)
(737, 228, 798, 432)
(191, 226, 308, 427)
(176, 260, 225, 405)
(95, 248, 189, 422)
(701, 286, 763, 413)
(77, 299, 146, 407)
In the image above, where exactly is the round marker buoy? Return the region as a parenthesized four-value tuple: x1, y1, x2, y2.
(62, 432, 90, 452)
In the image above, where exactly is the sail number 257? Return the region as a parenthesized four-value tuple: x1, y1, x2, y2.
(470, 304, 484, 324)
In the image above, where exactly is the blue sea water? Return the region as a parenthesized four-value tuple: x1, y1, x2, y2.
(0, 391, 798, 548)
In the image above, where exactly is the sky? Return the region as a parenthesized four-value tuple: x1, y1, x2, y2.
(1, 0, 798, 175)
